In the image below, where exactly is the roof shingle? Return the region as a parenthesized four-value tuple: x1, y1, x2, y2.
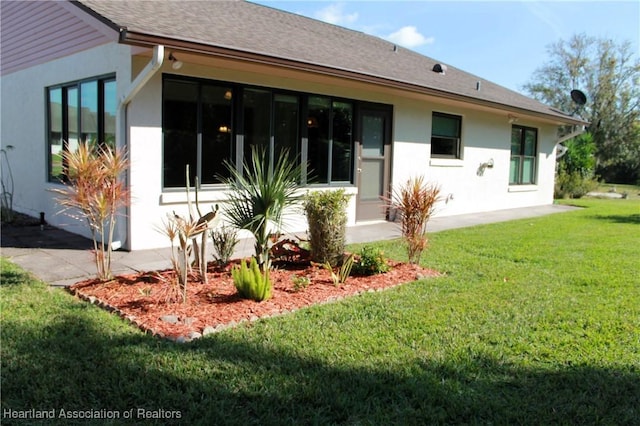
(75, 0, 579, 123)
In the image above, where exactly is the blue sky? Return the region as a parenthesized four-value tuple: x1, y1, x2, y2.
(252, 1, 639, 94)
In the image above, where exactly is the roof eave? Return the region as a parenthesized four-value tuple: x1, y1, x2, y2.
(120, 30, 586, 126)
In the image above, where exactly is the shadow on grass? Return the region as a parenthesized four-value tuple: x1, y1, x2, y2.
(0, 264, 34, 286)
(2, 308, 638, 426)
(594, 214, 640, 225)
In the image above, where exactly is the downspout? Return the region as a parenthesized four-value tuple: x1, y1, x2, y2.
(116, 45, 165, 250)
(555, 126, 586, 160)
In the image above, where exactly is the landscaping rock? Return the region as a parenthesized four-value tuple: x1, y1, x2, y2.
(183, 317, 197, 326)
(160, 314, 179, 324)
(202, 326, 217, 336)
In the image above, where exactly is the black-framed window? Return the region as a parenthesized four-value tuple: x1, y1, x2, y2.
(47, 76, 116, 182)
(510, 125, 537, 185)
(163, 78, 234, 187)
(431, 112, 462, 158)
(162, 75, 355, 188)
(307, 97, 353, 184)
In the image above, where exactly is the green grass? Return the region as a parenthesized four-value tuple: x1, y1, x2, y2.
(2, 199, 639, 425)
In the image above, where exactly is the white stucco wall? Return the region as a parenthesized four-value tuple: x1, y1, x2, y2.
(1, 43, 132, 241)
(392, 101, 558, 218)
(2, 44, 560, 251)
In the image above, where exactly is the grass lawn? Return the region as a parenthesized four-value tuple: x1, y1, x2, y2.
(2, 198, 639, 425)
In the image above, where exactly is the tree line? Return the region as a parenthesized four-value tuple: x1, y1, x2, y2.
(524, 33, 640, 185)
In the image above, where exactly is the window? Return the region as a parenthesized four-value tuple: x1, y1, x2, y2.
(47, 75, 116, 182)
(431, 112, 462, 158)
(307, 97, 353, 184)
(510, 125, 537, 185)
(162, 75, 355, 188)
(163, 78, 233, 187)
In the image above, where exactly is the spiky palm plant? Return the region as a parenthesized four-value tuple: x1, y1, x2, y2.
(222, 146, 303, 272)
(52, 142, 129, 280)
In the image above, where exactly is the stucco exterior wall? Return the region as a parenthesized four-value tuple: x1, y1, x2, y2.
(0, 43, 132, 241)
(124, 57, 559, 250)
(392, 100, 558, 218)
(3, 43, 560, 251)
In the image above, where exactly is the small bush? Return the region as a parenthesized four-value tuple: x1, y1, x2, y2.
(231, 257, 272, 302)
(304, 189, 350, 267)
(555, 133, 599, 199)
(211, 225, 239, 266)
(352, 246, 390, 276)
(291, 275, 311, 292)
(555, 166, 598, 199)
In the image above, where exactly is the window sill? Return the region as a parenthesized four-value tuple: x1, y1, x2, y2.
(161, 189, 230, 205)
(160, 185, 358, 205)
(429, 158, 464, 167)
(508, 185, 537, 193)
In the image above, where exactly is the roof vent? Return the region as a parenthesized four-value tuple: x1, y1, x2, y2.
(432, 63, 447, 74)
(476, 81, 481, 91)
(393, 44, 398, 52)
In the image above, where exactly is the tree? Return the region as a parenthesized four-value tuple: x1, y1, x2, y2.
(524, 34, 640, 184)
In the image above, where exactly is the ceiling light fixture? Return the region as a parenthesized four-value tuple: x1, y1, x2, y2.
(168, 52, 183, 70)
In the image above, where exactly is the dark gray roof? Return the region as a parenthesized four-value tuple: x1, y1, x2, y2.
(75, 0, 580, 124)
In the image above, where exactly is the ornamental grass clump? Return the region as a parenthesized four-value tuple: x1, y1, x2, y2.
(232, 257, 272, 302)
(386, 176, 441, 264)
(304, 189, 350, 267)
(52, 142, 129, 281)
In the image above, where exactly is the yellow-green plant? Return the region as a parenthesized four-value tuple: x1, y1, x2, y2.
(291, 275, 311, 292)
(231, 257, 272, 302)
(338, 253, 355, 283)
(52, 142, 129, 281)
(385, 176, 441, 264)
(323, 253, 354, 286)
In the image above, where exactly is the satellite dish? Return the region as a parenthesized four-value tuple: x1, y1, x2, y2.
(571, 89, 587, 105)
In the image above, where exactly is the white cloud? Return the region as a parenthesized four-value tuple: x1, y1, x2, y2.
(386, 26, 434, 49)
(314, 3, 358, 26)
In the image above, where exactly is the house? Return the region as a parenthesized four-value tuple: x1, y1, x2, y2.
(0, 0, 584, 250)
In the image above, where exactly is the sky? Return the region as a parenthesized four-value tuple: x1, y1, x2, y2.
(252, 1, 640, 94)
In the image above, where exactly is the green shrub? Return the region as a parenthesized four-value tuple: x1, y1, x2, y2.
(352, 246, 390, 276)
(304, 189, 350, 267)
(555, 165, 598, 199)
(210, 225, 239, 266)
(555, 133, 599, 199)
(231, 257, 272, 302)
(291, 275, 311, 292)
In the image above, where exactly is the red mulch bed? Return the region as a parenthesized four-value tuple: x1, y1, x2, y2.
(69, 256, 441, 341)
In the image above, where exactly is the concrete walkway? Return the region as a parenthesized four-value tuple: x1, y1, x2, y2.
(1, 204, 578, 287)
